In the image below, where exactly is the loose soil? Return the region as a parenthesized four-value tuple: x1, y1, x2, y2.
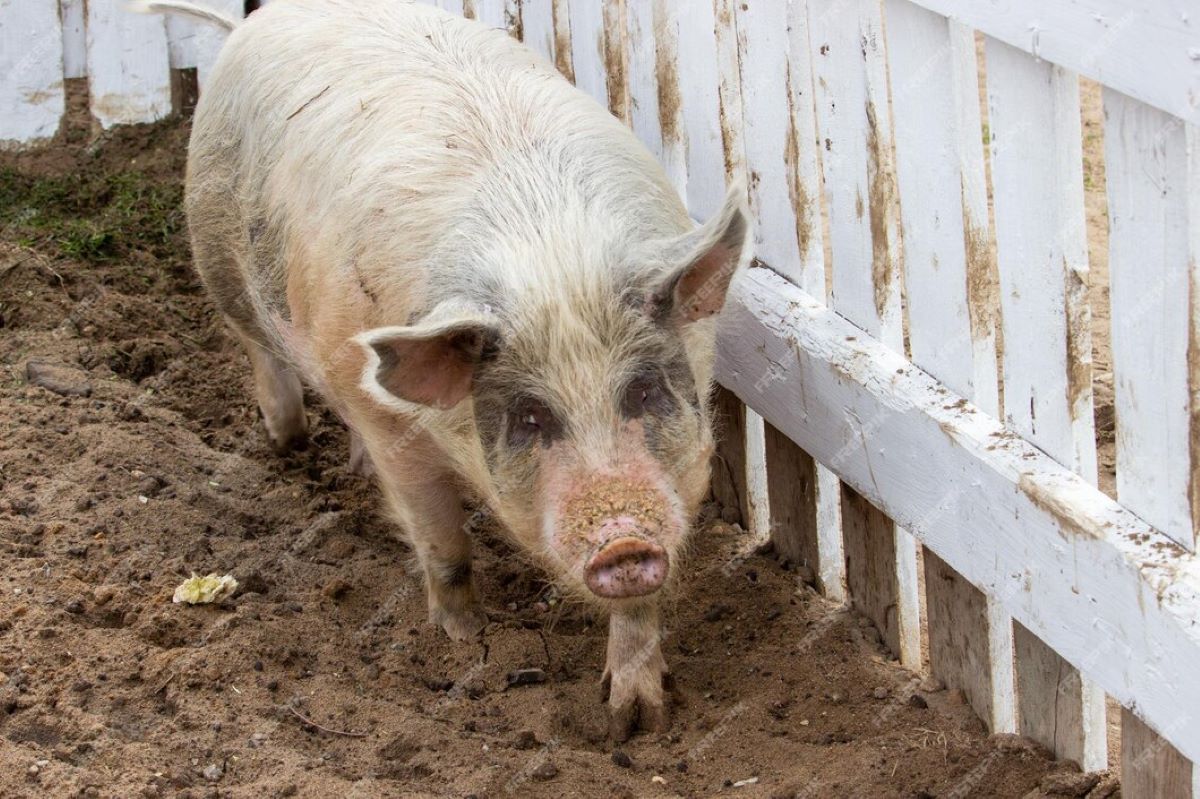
(0, 83, 1109, 798)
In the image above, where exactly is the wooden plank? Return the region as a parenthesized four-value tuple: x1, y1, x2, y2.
(985, 36, 1105, 769)
(1105, 91, 1197, 552)
(743, 409, 770, 540)
(566, 0, 604, 103)
(907, 0, 1200, 127)
(520, 0, 557, 66)
(465, 0, 519, 35)
(1121, 708, 1195, 799)
(715, 264, 1200, 765)
(1105, 91, 1199, 797)
(86, 0, 173, 128)
(810, 0, 918, 668)
(764, 422, 822, 584)
(884, 0, 1013, 734)
(672, 0, 724, 219)
(842, 487, 905, 656)
(711, 386, 748, 527)
(435, 0, 465, 17)
(0, 0, 65, 146)
(550, 0, 573, 83)
(61, 0, 87, 79)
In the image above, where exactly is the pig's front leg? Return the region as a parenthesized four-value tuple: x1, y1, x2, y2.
(374, 445, 486, 642)
(603, 603, 669, 741)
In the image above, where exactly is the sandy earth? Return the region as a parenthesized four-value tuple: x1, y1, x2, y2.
(0, 83, 1122, 798)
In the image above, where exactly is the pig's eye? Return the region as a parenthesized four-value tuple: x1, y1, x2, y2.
(507, 397, 560, 448)
(621, 369, 674, 419)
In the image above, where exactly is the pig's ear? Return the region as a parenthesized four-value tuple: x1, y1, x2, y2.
(649, 181, 752, 324)
(354, 309, 501, 411)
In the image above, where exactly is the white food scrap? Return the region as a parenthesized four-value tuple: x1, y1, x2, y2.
(173, 573, 238, 604)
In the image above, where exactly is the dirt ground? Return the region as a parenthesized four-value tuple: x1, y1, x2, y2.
(0, 83, 1119, 798)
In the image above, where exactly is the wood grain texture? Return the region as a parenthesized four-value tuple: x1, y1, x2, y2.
(1121, 707, 1195, 799)
(87, 0, 173, 128)
(842, 487, 903, 658)
(908, 0, 1200, 126)
(810, 0, 918, 668)
(885, 0, 1013, 734)
(519, 0, 558, 66)
(673, 0, 724, 220)
(764, 422, 821, 583)
(0, 0, 65, 146)
(985, 35, 1104, 770)
(711, 385, 748, 527)
(715, 265, 1200, 765)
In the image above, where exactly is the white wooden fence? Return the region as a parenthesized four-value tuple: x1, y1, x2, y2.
(4, 0, 1200, 794)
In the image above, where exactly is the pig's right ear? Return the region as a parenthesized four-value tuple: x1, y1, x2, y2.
(354, 312, 501, 411)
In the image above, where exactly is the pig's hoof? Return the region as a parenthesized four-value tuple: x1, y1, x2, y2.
(608, 694, 670, 742)
(603, 670, 670, 741)
(431, 604, 488, 642)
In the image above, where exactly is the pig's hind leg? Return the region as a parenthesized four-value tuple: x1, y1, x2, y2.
(603, 604, 670, 740)
(191, 238, 308, 454)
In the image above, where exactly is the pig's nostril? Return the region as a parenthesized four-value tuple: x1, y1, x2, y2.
(583, 536, 669, 599)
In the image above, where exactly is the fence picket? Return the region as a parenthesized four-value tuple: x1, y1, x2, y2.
(518, 0, 556, 67)
(810, 0, 919, 668)
(1105, 89, 1199, 797)
(985, 35, 1106, 771)
(0, 0, 65, 146)
(884, 0, 1014, 734)
(61, 0, 87, 79)
(86, 0, 173, 128)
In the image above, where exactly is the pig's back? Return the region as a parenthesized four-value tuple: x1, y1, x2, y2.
(187, 0, 686, 339)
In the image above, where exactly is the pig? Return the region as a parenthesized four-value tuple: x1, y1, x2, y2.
(133, 0, 752, 739)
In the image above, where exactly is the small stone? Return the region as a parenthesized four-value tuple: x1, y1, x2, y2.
(321, 578, 351, 600)
(248, 732, 268, 749)
(25, 360, 92, 397)
(651, 775, 667, 785)
(1040, 771, 1100, 797)
(513, 730, 539, 751)
(919, 676, 945, 693)
(92, 586, 116, 605)
(872, 686, 889, 700)
(506, 668, 546, 688)
(64, 599, 84, 615)
(201, 763, 223, 782)
(530, 761, 558, 781)
(720, 505, 742, 525)
(908, 694, 929, 709)
(611, 750, 633, 768)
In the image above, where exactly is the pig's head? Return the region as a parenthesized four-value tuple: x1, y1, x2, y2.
(356, 185, 751, 604)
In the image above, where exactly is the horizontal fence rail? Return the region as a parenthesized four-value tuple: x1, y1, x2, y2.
(3, 0, 1200, 793)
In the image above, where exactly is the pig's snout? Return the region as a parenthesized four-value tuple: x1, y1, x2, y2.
(584, 535, 669, 599)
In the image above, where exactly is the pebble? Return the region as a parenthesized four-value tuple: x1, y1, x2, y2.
(530, 761, 558, 781)
(908, 694, 929, 709)
(651, 775, 667, 785)
(201, 763, 222, 782)
(871, 686, 889, 700)
(506, 668, 547, 687)
(611, 750, 633, 768)
(92, 586, 116, 606)
(64, 599, 85, 615)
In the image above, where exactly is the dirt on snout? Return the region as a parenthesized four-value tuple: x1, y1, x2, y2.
(0, 83, 1087, 798)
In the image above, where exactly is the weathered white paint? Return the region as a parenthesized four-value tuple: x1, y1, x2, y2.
(672, 0, 724, 220)
(810, 0, 919, 669)
(716, 265, 1200, 766)
(1105, 91, 1197, 553)
(986, 35, 1105, 771)
(61, 0, 88, 79)
(624, 1, 662, 164)
(435, 0, 465, 17)
(566, 0, 605, 107)
(1106, 89, 1199, 799)
(0, 0, 65, 146)
(468, 0, 518, 33)
(519, 0, 557, 67)
(884, 0, 1014, 735)
(164, 0, 241, 87)
(86, 0, 173, 128)
(744, 409, 770, 541)
(908, 0, 1200, 127)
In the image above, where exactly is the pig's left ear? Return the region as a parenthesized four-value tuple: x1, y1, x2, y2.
(649, 181, 753, 324)
(354, 306, 502, 411)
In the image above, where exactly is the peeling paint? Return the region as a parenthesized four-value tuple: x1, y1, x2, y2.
(551, 0, 575, 84)
(600, 0, 628, 122)
(1063, 259, 1092, 436)
(963, 196, 999, 351)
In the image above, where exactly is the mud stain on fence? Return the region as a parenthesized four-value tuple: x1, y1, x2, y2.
(551, 0, 574, 84)
(963, 198, 999, 351)
(600, 1, 628, 123)
(783, 70, 812, 260)
(864, 100, 897, 323)
(653, 4, 681, 147)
